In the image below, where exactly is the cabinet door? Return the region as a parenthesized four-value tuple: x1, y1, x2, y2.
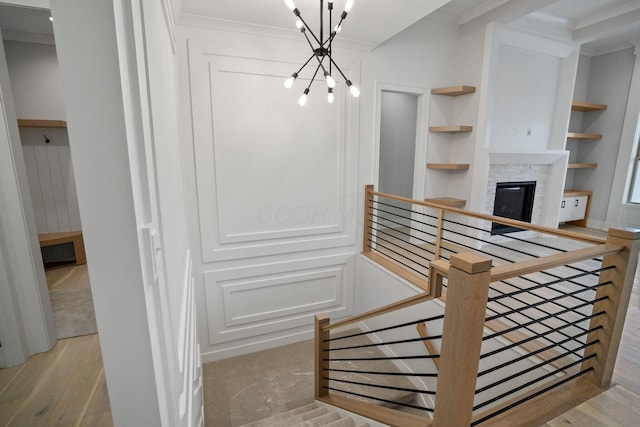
(558, 197, 573, 222)
(571, 196, 588, 221)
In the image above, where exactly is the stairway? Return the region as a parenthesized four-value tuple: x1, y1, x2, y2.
(239, 402, 371, 427)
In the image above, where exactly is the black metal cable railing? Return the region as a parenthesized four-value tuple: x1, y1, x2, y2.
(321, 314, 443, 414)
(358, 191, 617, 422)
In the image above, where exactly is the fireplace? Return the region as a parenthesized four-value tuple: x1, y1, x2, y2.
(491, 181, 536, 235)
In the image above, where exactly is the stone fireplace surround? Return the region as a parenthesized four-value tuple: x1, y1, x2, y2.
(485, 151, 569, 229)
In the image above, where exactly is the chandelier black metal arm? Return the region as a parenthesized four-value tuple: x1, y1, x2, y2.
(283, 0, 359, 105)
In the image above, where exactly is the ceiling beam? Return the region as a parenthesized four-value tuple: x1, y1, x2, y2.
(575, 9, 640, 44)
(461, 0, 561, 28)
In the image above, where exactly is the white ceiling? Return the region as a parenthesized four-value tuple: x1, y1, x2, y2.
(1, 0, 640, 55)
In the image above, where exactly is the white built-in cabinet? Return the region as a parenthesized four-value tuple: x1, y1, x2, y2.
(558, 190, 591, 223)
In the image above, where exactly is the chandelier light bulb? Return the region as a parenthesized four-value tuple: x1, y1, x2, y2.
(325, 72, 336, 88)
(345, 0, 354, 13)
(284, 73, 297, 88)
(299, 89, 309, 106)
(327, 88, 334, 104)
(285, 0, 296, 11)
(296, 19, 303, 29)
(346, 80, 360, 98)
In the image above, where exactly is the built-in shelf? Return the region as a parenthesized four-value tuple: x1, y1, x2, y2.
(567, 163, 598, 169)
(17, 119, 67, 128)
(571, 101, 607, 112)
(431, 85, 476, 96)
(563, 189, 592, 197)
(424, 197, 466, 208)
(567, 132, 602, 140)
(429, 125, 473, 133)
(427, 163, 470, 170)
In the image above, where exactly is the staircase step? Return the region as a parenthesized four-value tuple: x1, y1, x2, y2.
(240, 403, 321, 426)
(300, 411, 341, 426)
(238, 402, 374, 427)
(323, 418, 357, 427)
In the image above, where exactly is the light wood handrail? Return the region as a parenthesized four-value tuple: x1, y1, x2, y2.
(369, 189, 606, 245)
(490, 244, 623, 282)
(422, 244, 623, 284)
(321, 291, 437, 332)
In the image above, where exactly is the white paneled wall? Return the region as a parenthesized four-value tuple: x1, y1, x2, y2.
(22, 142, 81, 261)
(180, 25, 362, 361)
(22, 145, 81, 233)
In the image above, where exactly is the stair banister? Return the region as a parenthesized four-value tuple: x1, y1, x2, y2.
(582, 227, 640, 387)
(432, 252, 492, 427)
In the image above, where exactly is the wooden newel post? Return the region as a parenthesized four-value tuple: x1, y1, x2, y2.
(433, 252, 493, 427)
(583, 227, 640, 388)
(315, 314, 330, 398)
(362, 185, 374, 254)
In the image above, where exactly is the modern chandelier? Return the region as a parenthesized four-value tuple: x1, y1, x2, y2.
(284, 0, 360, 106)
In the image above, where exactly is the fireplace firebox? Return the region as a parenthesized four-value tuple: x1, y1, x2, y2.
(491, 181, 536, 235)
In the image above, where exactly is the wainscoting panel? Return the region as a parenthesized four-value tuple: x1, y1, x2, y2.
(188, 39, 359, 262)
(204, 254, 354, 344)
(22, 145, 81, 233)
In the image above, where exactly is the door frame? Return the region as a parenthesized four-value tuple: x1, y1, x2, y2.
(373, 82, 429, 201)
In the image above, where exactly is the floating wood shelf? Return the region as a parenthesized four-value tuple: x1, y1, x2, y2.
(429, 125, 473, 133)
(567, 163, 597, 169)
(427, 163, 470, 170)
(431, 85, 476, 96)
(425, 197, 466, 208)
(17, 119, 67, 128)
(564, 189, 592, 197)
(567, 132, 602, 140)
(571, 101, 607, 112)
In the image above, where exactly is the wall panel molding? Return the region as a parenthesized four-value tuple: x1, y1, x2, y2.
(187, 39, 360, 262)
(204, 254, 354, 344)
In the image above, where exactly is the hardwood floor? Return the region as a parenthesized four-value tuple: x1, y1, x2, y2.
(0, 335, 112, 426)
(1, 241, 638, 426)
(0, 263, 112, 427)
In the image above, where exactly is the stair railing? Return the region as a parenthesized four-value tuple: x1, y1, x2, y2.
(313, 185, 639, 426)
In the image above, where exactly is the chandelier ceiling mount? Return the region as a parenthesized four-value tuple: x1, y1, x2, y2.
(283, 0, 360, 106)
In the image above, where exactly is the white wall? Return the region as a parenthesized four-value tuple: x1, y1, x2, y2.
(605, 45, 640, 229)
(490, 45, 561, 152)
(3, 40, 65, 120)
(177, 19, 361, 361)
(0, 28, 55, 367)
(51, 0, 163, 424)
(576, 48, 634, 227)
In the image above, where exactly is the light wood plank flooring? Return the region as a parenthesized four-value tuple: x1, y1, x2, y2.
(0, 334, 112, 426)
(0, 263, 112, 427)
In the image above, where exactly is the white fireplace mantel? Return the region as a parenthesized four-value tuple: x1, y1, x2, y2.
(488, 150, 569, 165)
(486, 150, 569, 229)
